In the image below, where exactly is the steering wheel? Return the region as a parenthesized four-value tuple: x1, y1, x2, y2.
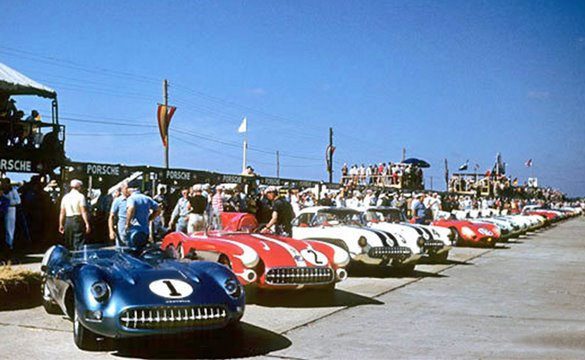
(139, 246, 166, 259)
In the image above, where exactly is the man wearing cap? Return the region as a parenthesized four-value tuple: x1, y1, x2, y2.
(59, 179, 91, 249)
(109, 182, 130, 246)
(261, 187, 294, 236)
(169, 188, 190, 233)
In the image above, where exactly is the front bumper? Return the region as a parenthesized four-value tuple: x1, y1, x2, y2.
(423, 240, 449, 255)
(80, 302, 245, 338)
(354, 246, 418, 265)
(261, 266, 338, 288)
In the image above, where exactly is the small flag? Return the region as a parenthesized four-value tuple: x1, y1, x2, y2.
(238, 117, 247, 133)
(458, 160, 469, 171)
(525, 159, 532, 167)
(157, 104, 176, 147)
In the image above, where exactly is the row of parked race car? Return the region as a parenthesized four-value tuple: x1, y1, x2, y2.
(40, 204, 583, 350)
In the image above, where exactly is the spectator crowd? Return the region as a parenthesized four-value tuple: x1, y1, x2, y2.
(340, 162, 424, 190)
(0, 169, 582, 262)
(1, 95, 45, 150)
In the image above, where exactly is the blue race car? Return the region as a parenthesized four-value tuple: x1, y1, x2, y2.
(40, 244, 245, 350)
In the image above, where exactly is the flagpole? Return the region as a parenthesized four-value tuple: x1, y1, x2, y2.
(242, 134, 247, 173)
(241, 117, 248, 173)
(163, 79, 169, 170)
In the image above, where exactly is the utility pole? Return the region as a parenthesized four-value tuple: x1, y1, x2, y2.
(276, 150, 280, 179)
(402, 147, 406, 162)
(163, 79, 169, 170)
(430, 176, 433, 191)
(328, 127, 334, 183)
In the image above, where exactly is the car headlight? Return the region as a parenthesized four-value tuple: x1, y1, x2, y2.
(461, 226, 476, 239)
(224, 278, 242, 298)
(358, 236, 368, 248)
(477, 228, 494, 236)
(90, 281, 110, 302)
(416, 237, 425, 248)
(333, 248, 350, 267)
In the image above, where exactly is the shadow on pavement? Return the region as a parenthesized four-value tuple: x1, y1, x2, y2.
(111, 322, 291, 359)
(494, 245, 511, 250)
(0, 279, 42, 311)
(348, 265, 447, 279)
(246, 288, 383, 308)
(418, 258, 473, 266)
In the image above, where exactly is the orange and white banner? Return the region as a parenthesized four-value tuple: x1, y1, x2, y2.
(157, 104, 177, 147)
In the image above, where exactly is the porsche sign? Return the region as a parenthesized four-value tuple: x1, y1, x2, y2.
(0, 158, 35, 173)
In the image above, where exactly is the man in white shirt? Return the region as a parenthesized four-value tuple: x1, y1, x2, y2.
(1, 178, 20, 251)
(59, 179, 91, 249)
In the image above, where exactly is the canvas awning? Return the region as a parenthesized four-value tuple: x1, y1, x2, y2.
(0, 62, 56, 99)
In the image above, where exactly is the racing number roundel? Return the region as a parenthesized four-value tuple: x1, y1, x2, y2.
(149, 279, 193, 299)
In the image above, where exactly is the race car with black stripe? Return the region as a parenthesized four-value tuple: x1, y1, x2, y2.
(363, 207, 453, 263)
(162, 212, 350, 291)
(291, 207, 417, 272)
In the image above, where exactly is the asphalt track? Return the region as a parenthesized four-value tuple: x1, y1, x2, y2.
(0, 218, 583, 359)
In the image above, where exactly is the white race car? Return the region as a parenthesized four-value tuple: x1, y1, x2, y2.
(292, 207, 418, 272)
(363, 207, 452, 262)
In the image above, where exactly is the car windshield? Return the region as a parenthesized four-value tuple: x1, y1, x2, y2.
(313, 209, 365, 226)
(365, 209, 404, 223)
(70, 244, 117, 261)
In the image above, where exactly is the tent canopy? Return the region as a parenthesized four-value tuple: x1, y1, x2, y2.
(402, 158, 431, 168)
(0, 63, 56, 99)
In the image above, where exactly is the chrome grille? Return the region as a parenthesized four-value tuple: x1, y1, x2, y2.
(120, 305, 227, 329)
(423, 240, 445, 251)
(368, 246, 412, 258)
(265, 267, 334, 285)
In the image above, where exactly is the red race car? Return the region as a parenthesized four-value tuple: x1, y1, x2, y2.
(162, 213, 350, 291)
(432, 217, 500, 248)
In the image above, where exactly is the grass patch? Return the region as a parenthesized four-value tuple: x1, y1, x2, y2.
(0, 264, 42, 310)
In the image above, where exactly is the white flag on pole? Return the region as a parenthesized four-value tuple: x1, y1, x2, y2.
(238, 117, 247, 133)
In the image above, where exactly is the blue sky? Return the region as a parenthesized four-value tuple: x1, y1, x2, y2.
(1, 0, 584, 196)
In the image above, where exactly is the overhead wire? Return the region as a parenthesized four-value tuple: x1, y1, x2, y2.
(4, 46, 342, 169)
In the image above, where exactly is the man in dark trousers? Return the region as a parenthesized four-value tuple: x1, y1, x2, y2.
(58, 180, 91, 249)
(261, 187, 294, 236)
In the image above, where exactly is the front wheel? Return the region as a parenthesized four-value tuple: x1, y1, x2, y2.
(73, 311, 101, 351)
(41, 279, 62, 315)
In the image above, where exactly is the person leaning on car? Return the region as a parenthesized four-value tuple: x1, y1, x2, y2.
(124, 189, 160, 250)
(261, 187, 294, 236)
